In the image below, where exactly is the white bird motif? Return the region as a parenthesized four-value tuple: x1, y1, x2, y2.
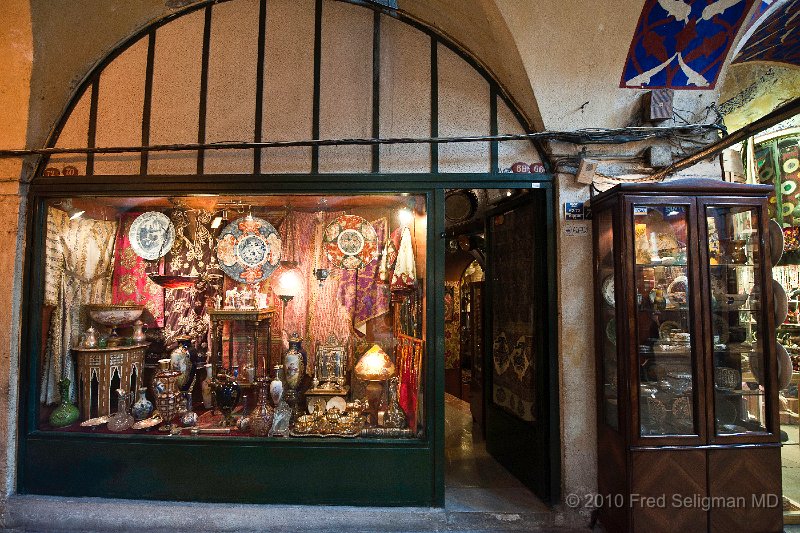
(627, 53, 677, 86)
(677, 53, 710, 86)
(658, 0, 692, 23)
(701, 0, 744, 21)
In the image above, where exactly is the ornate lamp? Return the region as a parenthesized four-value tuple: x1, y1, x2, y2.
(354, 344, 396, 426)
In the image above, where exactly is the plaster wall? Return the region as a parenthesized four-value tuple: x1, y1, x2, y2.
(0, 0, 734, 519)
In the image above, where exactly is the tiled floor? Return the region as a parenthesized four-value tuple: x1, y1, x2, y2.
(443, 393, 550, 514)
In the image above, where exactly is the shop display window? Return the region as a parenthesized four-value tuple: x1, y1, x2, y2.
(36, 193, 427, 440)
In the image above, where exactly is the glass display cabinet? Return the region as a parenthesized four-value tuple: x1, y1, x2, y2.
(591, 179, 782, 533)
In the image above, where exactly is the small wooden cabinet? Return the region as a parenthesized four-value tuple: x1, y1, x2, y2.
(591, 179, 782, 533)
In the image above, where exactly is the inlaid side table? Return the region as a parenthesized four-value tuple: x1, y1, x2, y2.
(73, 343, 147, 420)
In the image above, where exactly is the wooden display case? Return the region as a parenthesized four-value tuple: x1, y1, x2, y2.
(591, 179, 782, 533)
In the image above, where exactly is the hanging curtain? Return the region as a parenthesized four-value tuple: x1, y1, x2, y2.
(41, 207, 117, 405)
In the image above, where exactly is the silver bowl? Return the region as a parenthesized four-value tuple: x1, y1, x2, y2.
(85, 304, 144, 326)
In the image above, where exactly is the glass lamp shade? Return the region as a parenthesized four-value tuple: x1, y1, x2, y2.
(275, 268, 302, 298)
(355, 345, 396, 381)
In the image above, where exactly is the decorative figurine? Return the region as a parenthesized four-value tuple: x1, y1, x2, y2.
(201, 363, 215, 409)
(383, 376, 407, 429)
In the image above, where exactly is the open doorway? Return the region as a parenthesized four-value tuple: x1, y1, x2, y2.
(443, 188, 553, 509)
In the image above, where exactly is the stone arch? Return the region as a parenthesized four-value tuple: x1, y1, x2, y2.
(40, 0, 549, 178)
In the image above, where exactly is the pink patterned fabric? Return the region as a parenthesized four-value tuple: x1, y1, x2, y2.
(339, 218, 390, 334)
(111, 212, 164, 327)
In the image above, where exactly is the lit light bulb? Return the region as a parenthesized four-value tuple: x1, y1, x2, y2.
(276, 268, 302, 298)
(398, 208, 414, 226)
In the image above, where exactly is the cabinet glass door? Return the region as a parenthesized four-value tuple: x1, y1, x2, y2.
(633, 204, 697, 436)
(705, 205, 769, 436)
(596, 209, 619, 429)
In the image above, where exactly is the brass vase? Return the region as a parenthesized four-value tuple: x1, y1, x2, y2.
(152, 359, 182, 432)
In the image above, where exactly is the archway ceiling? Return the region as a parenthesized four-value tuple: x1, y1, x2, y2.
(619, 0, 756, 89)
(718, 0, 800, 131)
(26, 0, 547, 152)
(398, 0, 544, 131)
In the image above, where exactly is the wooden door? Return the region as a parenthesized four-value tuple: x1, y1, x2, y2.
(484, 193, 551, 500)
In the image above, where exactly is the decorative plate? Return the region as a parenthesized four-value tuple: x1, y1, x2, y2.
(601, 275, 615, 306)
(606, 318, 616, 345)
(778, 342, 793, 391)
(322, 215, 378, 270)
(658, 320, 681, 340)
(445, 190, 478, 223)
(326, 396, 347, 412)
(666, 275, 688, 306)
(773, 278, 788, 325)
(216, 216, 281, 284)
(129, 212, 175, 260)
(769, 216, 783, 267)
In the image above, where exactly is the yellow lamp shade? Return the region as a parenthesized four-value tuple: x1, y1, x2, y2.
(355, 344, 395, 381)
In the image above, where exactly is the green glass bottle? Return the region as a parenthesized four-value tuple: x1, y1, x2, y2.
(49, 378, 79, 427)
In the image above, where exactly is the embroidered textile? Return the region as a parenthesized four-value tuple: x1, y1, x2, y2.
(444, 282, 461, 370)
(41, 207, 117, 404)
(339, 218, 390, 335)
(391, 226, 416, 290)
(111, 212, 165, 327)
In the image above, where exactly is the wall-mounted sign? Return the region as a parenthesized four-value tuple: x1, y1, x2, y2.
(565, 202, 586, 220)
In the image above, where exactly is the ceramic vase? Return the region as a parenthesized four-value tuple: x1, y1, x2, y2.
(250, 377, 275, 437)
(49, 378, 79, 427)
(270, 365, 284, 407)
(283, 339, 305, 417)
(153, 359, 182, 432)
(170, 338, 196, 391)
(131, 388, 154, 421)
(211, 372, 241, 427)
(107, 389, 134, 432)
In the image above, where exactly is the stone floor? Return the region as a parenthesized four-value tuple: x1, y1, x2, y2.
(0, 394, 591, 533)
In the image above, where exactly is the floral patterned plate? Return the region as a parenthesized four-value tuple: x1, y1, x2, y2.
(129, 211, 175, 260)
(322, 215, 378, 270)
(216, 216, 281, 284)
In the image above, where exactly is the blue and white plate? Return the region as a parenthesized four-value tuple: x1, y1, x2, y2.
(216, 216, 281, 284)
(129, 212, 175, 260)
